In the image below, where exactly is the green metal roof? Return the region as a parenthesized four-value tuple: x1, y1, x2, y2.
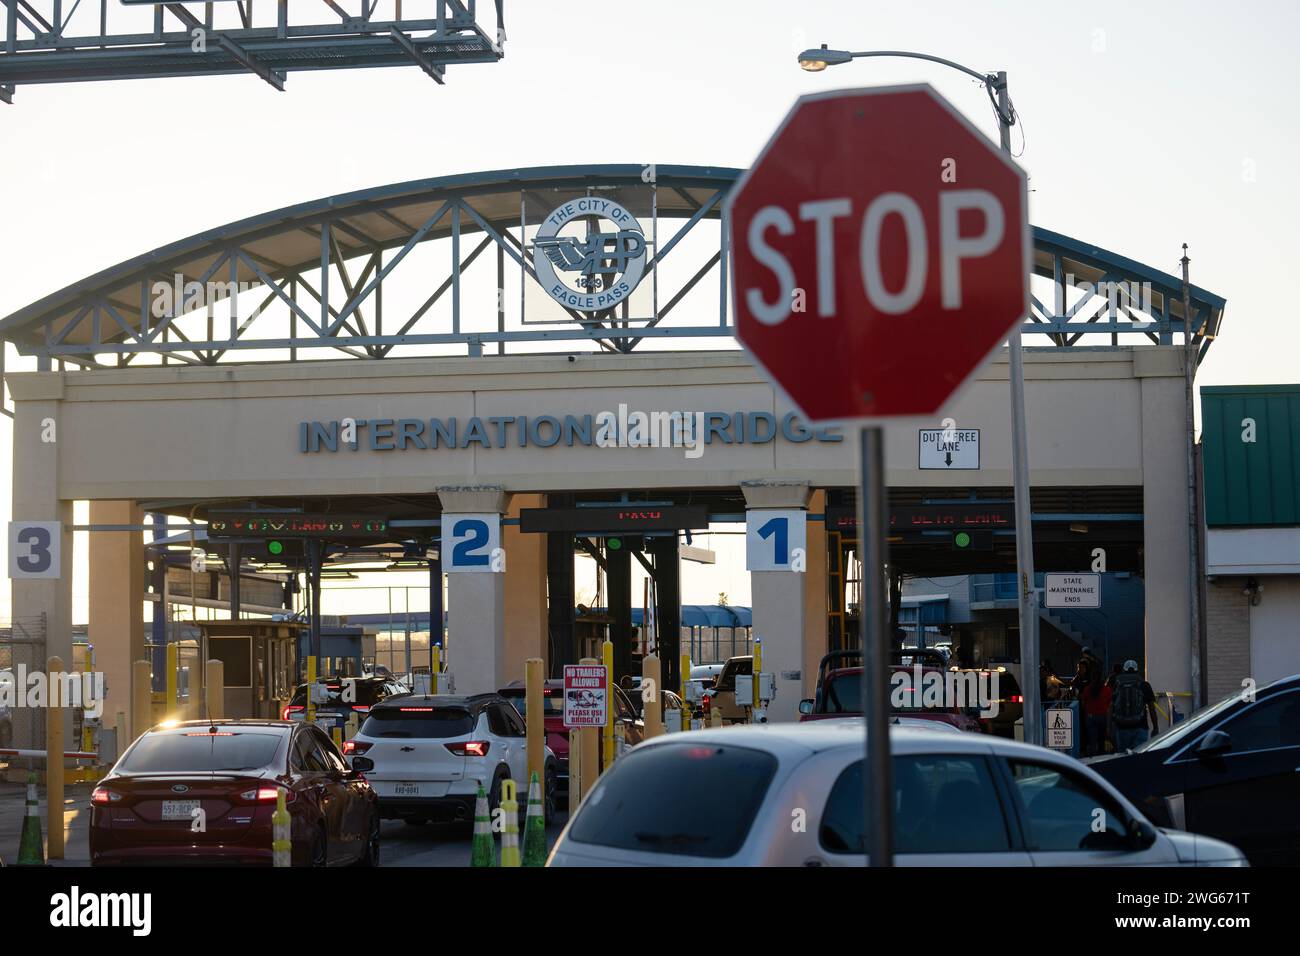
(1202, 385, 1300, 527)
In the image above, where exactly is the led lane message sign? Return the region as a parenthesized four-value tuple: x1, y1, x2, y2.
(207, 513, 390, 539)
(519, 505, 710, 534)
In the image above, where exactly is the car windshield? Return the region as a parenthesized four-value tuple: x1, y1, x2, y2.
(1134, 689, 1245, 752)
(498, 690, 564, 718)
(361, 706, 474, 738)
(568, 742, 777, 858)
(823, 670, 960, 714)
(119, 731, 283, 773)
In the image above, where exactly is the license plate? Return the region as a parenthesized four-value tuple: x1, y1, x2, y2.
(162, 799, 200, 821)
(393, 783, 422, 797)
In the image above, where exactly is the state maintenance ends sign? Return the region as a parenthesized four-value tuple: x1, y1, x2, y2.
(1044, 573, 1101, 608)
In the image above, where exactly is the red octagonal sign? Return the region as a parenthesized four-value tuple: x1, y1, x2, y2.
(728, 85, 1030, 422)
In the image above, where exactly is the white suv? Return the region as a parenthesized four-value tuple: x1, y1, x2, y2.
(345, 693, 557, 827)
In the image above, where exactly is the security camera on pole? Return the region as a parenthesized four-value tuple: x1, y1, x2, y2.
(728, 85, 1030, 866)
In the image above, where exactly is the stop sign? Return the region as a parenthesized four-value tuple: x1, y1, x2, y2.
(727, 85, 1030, 422)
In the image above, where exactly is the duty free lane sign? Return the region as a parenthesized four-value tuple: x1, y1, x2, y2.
(919, 428, 980, 469)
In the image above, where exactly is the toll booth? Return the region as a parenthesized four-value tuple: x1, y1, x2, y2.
(196, 620, 301, 720)
(300, 624, 376, 678)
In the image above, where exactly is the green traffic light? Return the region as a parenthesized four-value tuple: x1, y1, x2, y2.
(268, 540, 284, 556)
(954, 531, 972, 549)
(607, 537, 622, 551)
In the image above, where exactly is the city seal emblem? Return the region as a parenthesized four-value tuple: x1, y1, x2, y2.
(531, 197, 647, 311)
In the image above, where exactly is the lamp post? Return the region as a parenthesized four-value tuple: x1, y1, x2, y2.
(796, 45, 1042, 747)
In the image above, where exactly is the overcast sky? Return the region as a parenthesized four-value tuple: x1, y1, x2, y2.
(2, 0, 1296, 623)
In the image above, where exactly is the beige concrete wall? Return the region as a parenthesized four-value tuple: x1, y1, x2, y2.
(6, 349, 1157, 499)
(502, 493, 548, 684)
(1137, 349, 1195, 704)
(87, 501, 146, 739)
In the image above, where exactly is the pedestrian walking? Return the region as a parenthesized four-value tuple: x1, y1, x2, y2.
(1110, 659, 1158, 751)
(1080, 669, 1112, 756)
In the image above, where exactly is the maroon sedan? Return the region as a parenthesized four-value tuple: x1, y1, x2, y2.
(90, 719, 379, 867)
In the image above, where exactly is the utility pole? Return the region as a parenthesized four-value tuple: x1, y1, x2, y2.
(996, 71, 1042, 746)
(1181, 245, 1203, 713)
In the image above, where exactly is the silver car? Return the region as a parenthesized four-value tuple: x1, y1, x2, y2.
(547, 721, 1247, 867)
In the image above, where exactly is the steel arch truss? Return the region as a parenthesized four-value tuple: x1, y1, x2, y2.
(0, 165, 1226, 369)
(0, 0, 504, 103)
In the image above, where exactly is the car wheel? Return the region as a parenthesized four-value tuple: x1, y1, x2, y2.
(487, 767, 508, 819)
(353, 812, 380, 867)
(543, 761, 559, 825)
(310, 826, 327, 868)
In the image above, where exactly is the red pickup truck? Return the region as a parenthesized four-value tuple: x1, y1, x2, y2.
(798, 650, 984, 733)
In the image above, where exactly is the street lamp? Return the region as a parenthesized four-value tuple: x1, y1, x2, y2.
(794, 46, 1042, 748)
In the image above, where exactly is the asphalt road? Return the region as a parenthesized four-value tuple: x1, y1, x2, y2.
(0, 773, 566, 867)
(378, 812, 569, 867)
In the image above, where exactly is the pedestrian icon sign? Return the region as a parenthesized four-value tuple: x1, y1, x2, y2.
(1046, 706, 1073, 750)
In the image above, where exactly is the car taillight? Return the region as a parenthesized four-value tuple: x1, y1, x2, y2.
(351, 705, 370, 713)
(342, 740, 371, 755)
(91, 787, 122, 804)
(702, 694, 711, 713)
(239, 786, 295, 804)
(1009, 695, 1024, 703)
(445, 741, 490, 757)
(282, 705, 304, 720)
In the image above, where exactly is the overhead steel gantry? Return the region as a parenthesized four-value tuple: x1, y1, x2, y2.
(0, 165, 1227, 382)
(0, 0, 504, 104)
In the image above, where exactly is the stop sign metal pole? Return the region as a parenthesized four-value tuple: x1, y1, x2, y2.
(857, 427, 893, 866)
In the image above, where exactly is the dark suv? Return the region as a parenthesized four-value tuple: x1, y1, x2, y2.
(283, 676, 408, 734)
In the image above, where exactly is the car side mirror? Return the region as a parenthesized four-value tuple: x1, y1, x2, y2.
(1195, 729, 1232, 759)
(798, 699, 814, 715)
(350, 756, 375, 773)
(1126, 817, 1158, 851)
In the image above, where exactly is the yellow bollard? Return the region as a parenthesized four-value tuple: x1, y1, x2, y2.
(166, 643, 179, 720)
(345, 711, 360, 741)
(642, 654, 663, 738)
(82, 648, 95, 753)
(46, 655, 65, 860)
(525, 657, 544, 790)
(499, 779, 521, 867)
(272, 788, 291, 867)
(681, 652, 692, 730)
(205, 659, 224, 721)
(332, 726, 344, 751)
(431, 643, 442, 695)
(568, 729, 582, 807)
(131, 660, 152, 744)
(114, 711, 127, 763)
(305, 656, 317, 725)
(601, 640, 615, 774)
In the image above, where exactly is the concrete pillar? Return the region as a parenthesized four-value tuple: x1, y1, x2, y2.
(503, 493, 548, 682)
(88, 500, 146, 740)
(1137, 352, 1193, 712)
(742, 480, 813, 722)
(439, 486, 508, 696)
(9, 380, 74, 748)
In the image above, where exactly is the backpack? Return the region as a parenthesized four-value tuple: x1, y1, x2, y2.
(1111, 672, 1146, 727)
